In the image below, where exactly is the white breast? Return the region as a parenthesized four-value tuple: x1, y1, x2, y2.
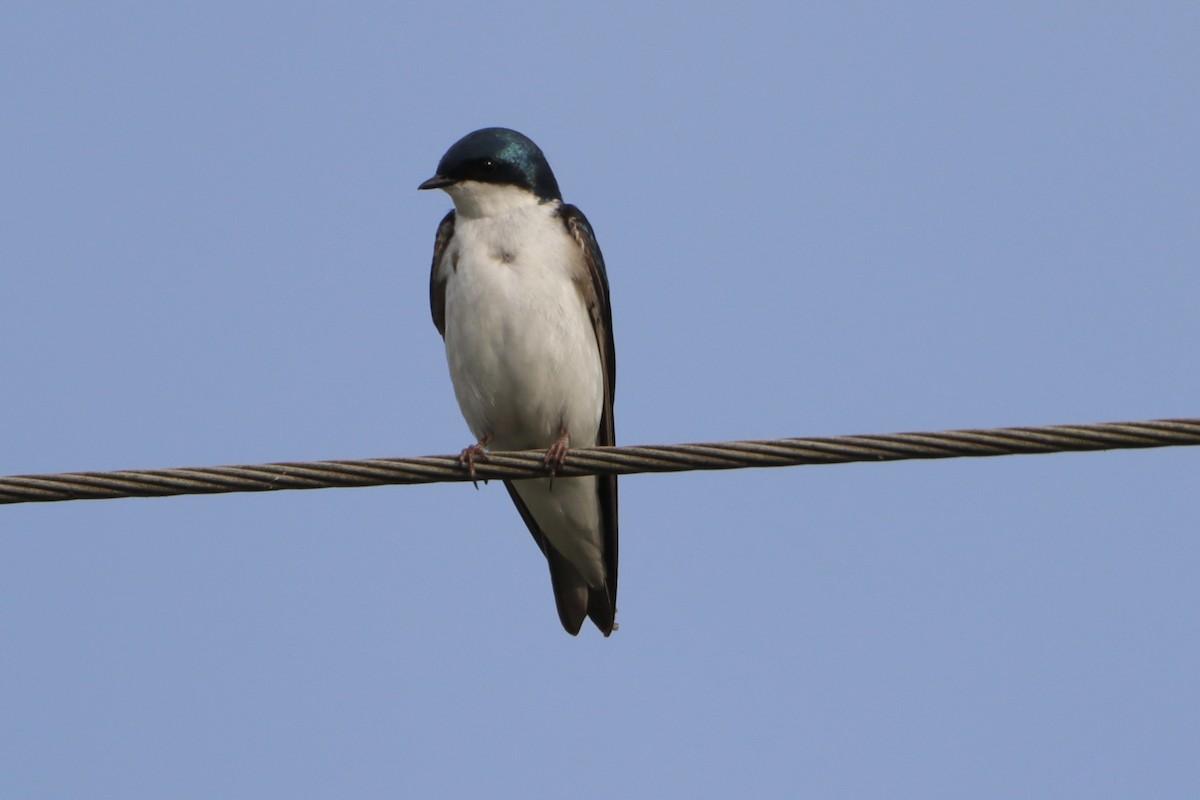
(440, 197, 604, 453)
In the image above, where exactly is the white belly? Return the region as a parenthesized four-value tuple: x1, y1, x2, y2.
(442, 213, 604, 452)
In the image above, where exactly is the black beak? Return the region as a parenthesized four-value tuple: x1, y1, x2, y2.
(418, 175, 455, 191)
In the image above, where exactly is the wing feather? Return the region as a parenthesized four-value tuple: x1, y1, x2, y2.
(429, 210, 455, 337)
(559, 205, 618, 628)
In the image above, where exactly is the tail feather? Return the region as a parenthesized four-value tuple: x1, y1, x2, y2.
(585, 581, 616, 637)
(545, 547, 588, 635)
(546, 546, 615, 637)
(504, 478, 616, 636)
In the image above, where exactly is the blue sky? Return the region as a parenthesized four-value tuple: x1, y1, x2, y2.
(3, 2, 1198, 797)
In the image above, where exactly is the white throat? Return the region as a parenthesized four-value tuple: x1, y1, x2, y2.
(443, 180, 550, 220)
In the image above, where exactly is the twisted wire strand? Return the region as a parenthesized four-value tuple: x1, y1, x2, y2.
(2, 417, 1198, 506)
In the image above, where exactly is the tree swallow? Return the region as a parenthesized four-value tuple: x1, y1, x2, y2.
(419, 127, 618, 636)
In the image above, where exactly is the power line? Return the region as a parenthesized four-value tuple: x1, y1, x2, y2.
(2, 417, 1197, 506)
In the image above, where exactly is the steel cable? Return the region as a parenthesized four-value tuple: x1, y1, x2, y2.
(2, 417, 1197, 506)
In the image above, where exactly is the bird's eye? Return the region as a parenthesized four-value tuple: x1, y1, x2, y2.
(468, 158, 499, 181)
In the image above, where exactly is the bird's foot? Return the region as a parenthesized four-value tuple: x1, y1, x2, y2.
(458, 435, 492, 488)
(544, 428, 570, 478)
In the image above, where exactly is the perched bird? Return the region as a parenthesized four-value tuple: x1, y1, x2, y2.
(419, 128, 618, 636)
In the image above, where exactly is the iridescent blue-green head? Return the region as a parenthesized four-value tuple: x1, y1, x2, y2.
(418, 127, 562, 203)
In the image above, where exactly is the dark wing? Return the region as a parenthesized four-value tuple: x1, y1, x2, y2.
(560, 205, 617, 410)
(429, 210, 456, 337)
(560, 203, 618, 629)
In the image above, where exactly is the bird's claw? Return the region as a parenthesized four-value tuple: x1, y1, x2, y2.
(544, 429, 570, 478)
(458, 436, 492, 489)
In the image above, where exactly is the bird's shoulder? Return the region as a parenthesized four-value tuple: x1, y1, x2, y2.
(429, 210, 455, 337)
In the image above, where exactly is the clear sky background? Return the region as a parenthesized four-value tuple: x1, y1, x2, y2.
(3, 2, 1198, 797)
